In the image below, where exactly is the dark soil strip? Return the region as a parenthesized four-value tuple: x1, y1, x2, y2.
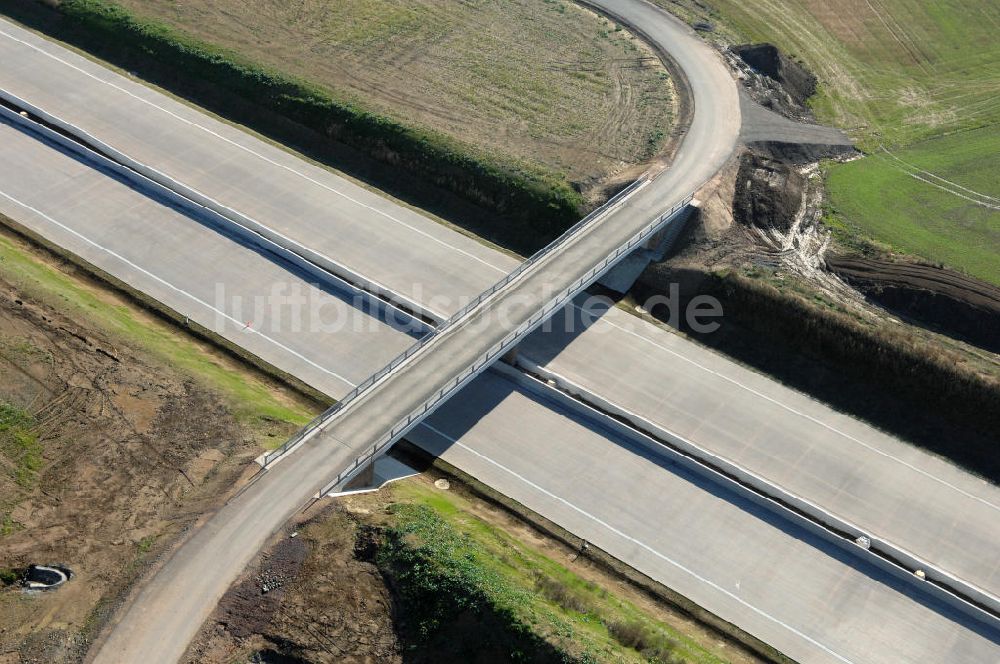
(827, 255, 1000, 352)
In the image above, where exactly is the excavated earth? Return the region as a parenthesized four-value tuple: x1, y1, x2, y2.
(732, 151, 806, 233)
(731, 43, 817, 121)
(826, 255, 1000, 352)
(0, 266, 271, 663)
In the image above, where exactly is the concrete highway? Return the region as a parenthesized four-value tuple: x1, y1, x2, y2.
(519, 300, 1000, 599)
(5, 0, 992, 610)
(0, 1, 996, 662)
(80, 0, 743, 649)
(5, 109, 996, 662)
(412, 371, 1000, 664)
(0, 18, 516, 320)
(0, 120, 416, 396)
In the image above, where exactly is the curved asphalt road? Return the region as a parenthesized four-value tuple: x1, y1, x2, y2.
(82, 2, 741, 662)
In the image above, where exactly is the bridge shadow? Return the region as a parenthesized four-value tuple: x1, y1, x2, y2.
(405, 297, 1000, 646)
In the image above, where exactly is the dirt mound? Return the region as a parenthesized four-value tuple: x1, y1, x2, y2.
(216, 538, 309, 639)
(735, 43, 817, 106)
(733, 151, 806, 232)
(187, 505, 402, 664)
(749, 140, 857, 165)
(728, 43, 818, 122)
(826, 255, 1000, 352)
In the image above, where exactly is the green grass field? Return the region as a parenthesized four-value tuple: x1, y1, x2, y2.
(664, 0, 1000, 282)
(696, 0, 1000, 147)
(826, 126, 1000, 283)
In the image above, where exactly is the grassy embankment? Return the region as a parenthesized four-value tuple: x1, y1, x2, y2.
(674, 0, 1000, 284)
(2, 0, 674, 253)
(376, 480, 731, 664)
(0, 229, 315, 437)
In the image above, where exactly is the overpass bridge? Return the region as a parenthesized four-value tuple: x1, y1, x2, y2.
(4, 1, 997, 661)
(259, 180, 693, 493)
(0, 78, 692, 496)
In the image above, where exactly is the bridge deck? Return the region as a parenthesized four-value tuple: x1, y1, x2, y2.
(294, 186, 689, 493)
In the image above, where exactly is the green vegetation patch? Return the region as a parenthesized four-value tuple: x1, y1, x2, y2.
(0, 402, 41, 489)
(688, 0, 1000, 147)
(0, 567, 21, 585)
(661, 0, 1000, 280)
(826, 127, 1000, 284)
(380, 482, 726, 663)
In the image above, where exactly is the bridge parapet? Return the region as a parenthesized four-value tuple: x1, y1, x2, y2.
(262, 196, 693, 498)
(261, 186, 693, 479)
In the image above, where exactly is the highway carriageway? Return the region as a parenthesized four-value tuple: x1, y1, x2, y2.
(4, 62, 999, 635)
(1, 100, 1000, 664)
(5, 3, 989, 664)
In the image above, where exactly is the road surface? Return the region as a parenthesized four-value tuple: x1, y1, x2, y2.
(81, 0, 741, 654)
(519, 300, 1000, 597)
(0, 1, 995, 662)
(411, 371, 1000, 664)
(4, 107, 995, 661)
(0, 120, 416, 396)
(0, 17, 515, 319)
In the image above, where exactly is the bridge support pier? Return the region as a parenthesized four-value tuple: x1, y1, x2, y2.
(341, 460, 376, 492)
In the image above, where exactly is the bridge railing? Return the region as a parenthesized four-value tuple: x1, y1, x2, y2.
(441, 176, 649, 326)
(262, 177, 651, 466)
(318, 195, 694, 493)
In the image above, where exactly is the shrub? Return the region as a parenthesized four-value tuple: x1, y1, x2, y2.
(0, 567, 21, 585)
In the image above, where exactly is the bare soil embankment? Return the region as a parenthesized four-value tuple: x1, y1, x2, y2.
(826, 255, 1000, 353)
(732, 43, 816, 121)
(0, 237, 310, 663)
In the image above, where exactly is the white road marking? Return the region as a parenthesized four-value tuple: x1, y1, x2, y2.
(567, 302, 1000, 512)
(0, 188, 356, 390)
(422, 422, 858, 664)
(0, 25, 510, 275)
(3, 7, 994, 531)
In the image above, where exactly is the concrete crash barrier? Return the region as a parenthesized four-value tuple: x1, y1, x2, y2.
(497, 360, 1000, 633)
(23, 564, 74, 591)
(0, 88, 437, 328)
